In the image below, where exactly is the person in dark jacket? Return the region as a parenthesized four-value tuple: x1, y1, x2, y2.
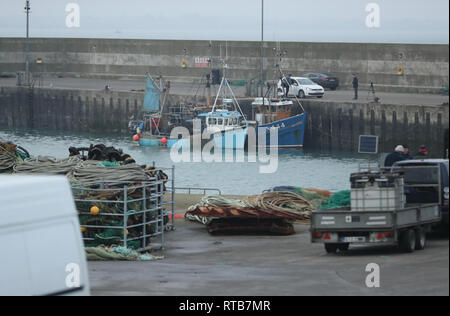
(282, 74, 292, 98)
(402, 144, 414, 159)
(385, 145, 408, 167)
(352, 74, 359, 100)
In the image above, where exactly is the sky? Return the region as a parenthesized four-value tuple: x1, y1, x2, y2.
(0, 0, 448, 44)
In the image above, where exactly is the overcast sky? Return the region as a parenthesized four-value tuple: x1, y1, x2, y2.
(0, 0, 448, 44)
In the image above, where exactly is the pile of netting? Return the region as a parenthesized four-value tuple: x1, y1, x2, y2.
(85, 246, 164, 261)
(265, 186, 351, 210)
(264, 186, 332, 209)
(185, 191, 317, 235)
(320, 190, 351, 210)
(0, 142, 29, 174)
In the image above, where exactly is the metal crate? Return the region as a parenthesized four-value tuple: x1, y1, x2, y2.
(71, 166, 175, 252)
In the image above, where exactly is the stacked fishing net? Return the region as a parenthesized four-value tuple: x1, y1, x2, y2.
(186, 191, 317, 235)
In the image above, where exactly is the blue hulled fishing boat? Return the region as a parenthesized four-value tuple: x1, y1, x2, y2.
(252, 98, 306, 148)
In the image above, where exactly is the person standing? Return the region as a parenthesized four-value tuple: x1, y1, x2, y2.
(352, 74, 359, 100)
(402, 144, 413, 159)
(282, 74, 292, 98)
(385, 145, 407, 167)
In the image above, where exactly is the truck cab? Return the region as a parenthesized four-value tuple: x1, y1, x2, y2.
(393, 159, 449, 226)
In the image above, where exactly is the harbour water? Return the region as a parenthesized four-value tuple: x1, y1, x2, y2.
(1, 128, 378, 195)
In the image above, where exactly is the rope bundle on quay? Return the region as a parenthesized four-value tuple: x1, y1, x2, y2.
(185, 192, 316, 235)
(185, 189, 351, 235)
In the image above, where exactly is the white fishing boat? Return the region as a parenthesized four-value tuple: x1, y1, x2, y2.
(198, 66, 248, 150)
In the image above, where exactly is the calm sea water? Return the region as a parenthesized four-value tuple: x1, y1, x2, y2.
(1, 128, 378, 195)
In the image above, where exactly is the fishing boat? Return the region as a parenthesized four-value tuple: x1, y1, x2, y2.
(197, 68, 248, 150)
(251, 41, 307, 148)
(252, 97, 306, 148)
(134, 74, 189, 148)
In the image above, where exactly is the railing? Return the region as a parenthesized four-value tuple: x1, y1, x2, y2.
(175, 187, 222, 196)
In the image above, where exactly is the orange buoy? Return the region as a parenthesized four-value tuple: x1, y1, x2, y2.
(90, 206, 100, 216)
(133, 134, 140, 142)
(161, 137, 168, 144)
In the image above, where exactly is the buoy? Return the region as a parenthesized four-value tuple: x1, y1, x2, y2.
(133, 134, 140, 142)
(161, 137, 168, 144)
(81, 227, 87, 233)
(90, 206, 100, 216)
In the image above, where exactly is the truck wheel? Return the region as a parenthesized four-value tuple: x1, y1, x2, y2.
(338, 243, 350, 252)
(399, 230, 416, 253)
(415, 229, 427, 250)
(325, 243, 338, 254)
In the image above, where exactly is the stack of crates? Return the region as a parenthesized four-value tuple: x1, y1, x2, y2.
(350, 172, 406, 211)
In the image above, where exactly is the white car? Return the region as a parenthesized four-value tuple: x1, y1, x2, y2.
(277, 77, 325, 99)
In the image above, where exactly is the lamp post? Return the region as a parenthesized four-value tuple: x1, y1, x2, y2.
(260, 0, 264, 97)
(24, 0, 31, 86)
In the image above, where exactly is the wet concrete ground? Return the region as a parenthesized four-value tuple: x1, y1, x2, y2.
(88, 219, 449, 296)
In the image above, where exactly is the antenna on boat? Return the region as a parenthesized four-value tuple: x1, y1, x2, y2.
(274, 44, 306, 113)
(211, 42, 248, 124)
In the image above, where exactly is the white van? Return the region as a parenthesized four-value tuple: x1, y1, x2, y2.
(0, 176, 90, 296)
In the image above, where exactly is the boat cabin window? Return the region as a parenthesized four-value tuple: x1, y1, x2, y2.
(232, 118, 238, 125)
(218, 118, 223, 125)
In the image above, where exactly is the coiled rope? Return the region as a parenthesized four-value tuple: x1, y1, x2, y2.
(68, 160, 151, 183)
(244, 191, 314, 217)
(12, 156, 154, 183)
(188, 191, 313, 218)
(13, 156, 82, 175)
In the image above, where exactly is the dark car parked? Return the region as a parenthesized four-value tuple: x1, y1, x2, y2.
(303, 73, 339, 90)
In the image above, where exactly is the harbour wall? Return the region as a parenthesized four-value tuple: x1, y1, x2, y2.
(0, 38, 449, 94)
(0, 86, 448, 156)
